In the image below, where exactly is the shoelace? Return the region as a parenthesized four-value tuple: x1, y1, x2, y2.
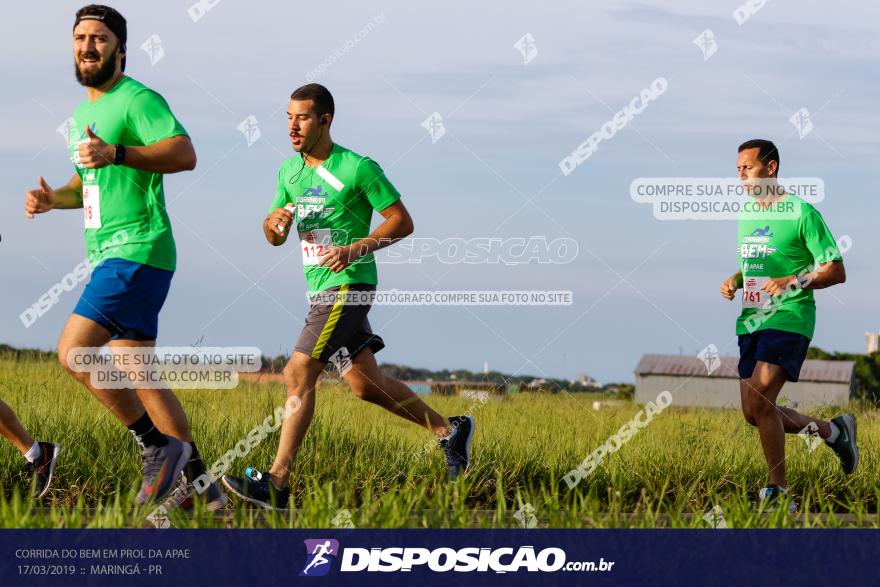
(439, 437, 462, 465)
(25, 451, 47, 476)
(141, 447, 166, 480)
(167, 477, 193, 506)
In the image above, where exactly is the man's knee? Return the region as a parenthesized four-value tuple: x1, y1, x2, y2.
(57, 345, 88, 383)
(743, 382, 776, 423)
(282, 355, 318, 393)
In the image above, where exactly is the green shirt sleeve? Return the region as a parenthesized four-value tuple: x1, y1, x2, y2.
(126, 89, 188, 146)
(801, 204, 841, 264)
(357, 157, 401, 211)
(268, 165, 289, 214)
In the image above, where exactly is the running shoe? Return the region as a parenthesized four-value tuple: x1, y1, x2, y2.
(163, 473, 230, 513)
(438, 415, 475, 480)
(26, 442, 60, 499)
(757, 485, 798, 514)
(136, 437, 192, 504)
(826, 413, 858, 474)
(222, 468, 289, 510)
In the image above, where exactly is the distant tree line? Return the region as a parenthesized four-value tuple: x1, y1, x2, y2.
(4, 344, 867, 400)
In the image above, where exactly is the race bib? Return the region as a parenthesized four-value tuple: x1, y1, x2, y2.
(742, 276, 769, 309)
(299, 228, 333, 266)
(82, 184, 102, 229)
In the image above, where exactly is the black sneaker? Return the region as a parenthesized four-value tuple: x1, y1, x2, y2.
(826, 413, 858, 474)
(222, 468, 289, 510)
(26, 442, 60, 499)
(438, 416, 475, 480)
(757, 485, 798, 514)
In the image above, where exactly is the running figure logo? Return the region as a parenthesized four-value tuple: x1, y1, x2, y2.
(749, 226, 772, 237)
(300, 539, 339, 577)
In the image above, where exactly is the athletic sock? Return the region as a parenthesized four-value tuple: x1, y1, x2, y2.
(24, 442, 41, 464)
(825, 421, 840, 443)
(126, 412, 168, 449)
(184, 442, 209, 491)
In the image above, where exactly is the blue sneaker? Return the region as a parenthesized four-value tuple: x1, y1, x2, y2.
(438, 416, 475, 480)
(222, 468, 289, 510)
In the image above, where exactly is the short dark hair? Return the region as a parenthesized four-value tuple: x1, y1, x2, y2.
(290, 84, 335, 121)
(74, 5, 127, 71)
(738, 139, 779, 175)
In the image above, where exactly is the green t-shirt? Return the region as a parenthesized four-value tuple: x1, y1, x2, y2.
(269, 144, 402, 293)
(736, 194, 842, 339)
(70, 75, 187, 271)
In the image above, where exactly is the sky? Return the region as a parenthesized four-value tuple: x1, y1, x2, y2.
(1, 0, 878, 383)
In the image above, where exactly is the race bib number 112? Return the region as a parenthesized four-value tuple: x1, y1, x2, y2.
(300, 229, 333, 266)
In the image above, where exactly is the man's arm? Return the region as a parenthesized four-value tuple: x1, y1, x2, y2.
(762, 261, 846, 295)
(720, 270, 743, 301)
(802, 260, 846, 289)
(263, 206, 294, 246)
(24, 174, 83, 217)
(318, 200, 414, 273)
(77, 127, 196, 174)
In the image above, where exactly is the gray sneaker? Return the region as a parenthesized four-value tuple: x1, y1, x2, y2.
(164, 473, 229, 513)
(136, 437, 191, 505)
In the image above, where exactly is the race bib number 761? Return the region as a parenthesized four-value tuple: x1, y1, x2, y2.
(742, 277, 769, 309)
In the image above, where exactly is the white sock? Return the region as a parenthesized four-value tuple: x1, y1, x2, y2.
(24, 442, 41, 463)
(825, 421, 840, 443)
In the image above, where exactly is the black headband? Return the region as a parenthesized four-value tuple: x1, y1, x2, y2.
(74, 9, 127, 54)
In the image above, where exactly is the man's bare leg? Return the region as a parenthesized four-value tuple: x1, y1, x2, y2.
(775, 406, 832, 438)
(57, 314, 143, 424)
(267, 351, 325, 489)
(0, 400, 35, 455)
(58, 314, 205, 503)
(343, 348, 449, 436)
(740, 361, 788, 488)
(107, 339, 192, 442)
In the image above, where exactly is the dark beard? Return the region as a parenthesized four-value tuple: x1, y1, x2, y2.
(75, 50, 118, 88)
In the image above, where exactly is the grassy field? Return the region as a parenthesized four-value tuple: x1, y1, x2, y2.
(1, 357, 877, 528)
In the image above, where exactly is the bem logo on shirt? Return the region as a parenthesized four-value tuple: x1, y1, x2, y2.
(749, 225, 773, 237)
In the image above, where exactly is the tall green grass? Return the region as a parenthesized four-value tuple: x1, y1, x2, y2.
(1, 358, 876, 528)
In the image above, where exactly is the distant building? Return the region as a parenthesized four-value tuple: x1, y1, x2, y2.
(577, 371, 602, 389)
(634, 354, 854, 409)
(867, 332, 880, 354)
